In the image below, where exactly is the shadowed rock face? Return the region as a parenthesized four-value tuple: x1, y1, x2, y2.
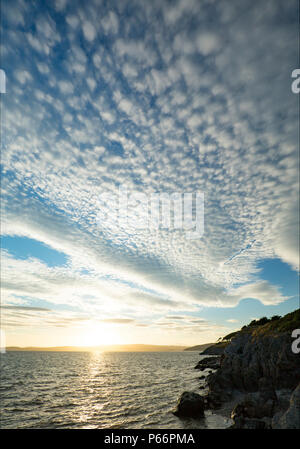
(174, 311, 300, 428)
(173, 392, 205, 418)
(230, 379, 278, 428)
(194, 356, 221, 370)
(207, 331, 300, 395)
(204, 325, 300, 428)
(272, 383, 300, 429)
(230, 382, 300, 429)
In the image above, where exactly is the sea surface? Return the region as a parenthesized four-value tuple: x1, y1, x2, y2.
(0, 351, 232, 429)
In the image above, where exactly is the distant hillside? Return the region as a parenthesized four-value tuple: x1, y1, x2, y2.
(184, 343, 214, 352)
(6, 344, 187, 352)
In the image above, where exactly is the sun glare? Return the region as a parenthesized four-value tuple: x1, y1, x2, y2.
(77, 322, 120, 347)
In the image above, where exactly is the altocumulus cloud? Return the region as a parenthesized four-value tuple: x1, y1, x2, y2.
(1, 0, 299, 339)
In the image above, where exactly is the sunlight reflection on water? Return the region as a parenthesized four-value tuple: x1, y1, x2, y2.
(0, 351, 231, 429)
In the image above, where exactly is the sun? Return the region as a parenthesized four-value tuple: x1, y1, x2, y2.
(76, 322, 120, 347)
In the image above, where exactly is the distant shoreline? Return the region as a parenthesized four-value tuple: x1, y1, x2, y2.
(4, 344, 189, 352)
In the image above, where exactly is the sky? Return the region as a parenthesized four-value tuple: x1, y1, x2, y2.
(0, 0, 299, 348)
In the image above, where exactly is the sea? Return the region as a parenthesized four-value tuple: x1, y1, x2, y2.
(0, 351, 232, 429)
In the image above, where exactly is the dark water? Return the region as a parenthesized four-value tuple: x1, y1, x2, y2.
(0, 351, 231, 429)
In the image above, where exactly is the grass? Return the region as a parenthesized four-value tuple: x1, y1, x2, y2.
(252, 309, 300, 336)
(218, 309, 300, 342)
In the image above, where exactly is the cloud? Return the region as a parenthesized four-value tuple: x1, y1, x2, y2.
(82, 21, 96, 41)
(57, 80, 74, 95)
(0, 305, 51, 311)
(55, 0, 67, 12)
(227, 281, 288, 306)
(15, 70, 32, 85)
(66, 14, 80, 29)
(1, 304, 91, 330)
(102, 11, 119, 35)
(101, 318, 135, 324)
(196, 32, 221, 55)
(271, 199, 299, 271)
(1, 0, 298, 342)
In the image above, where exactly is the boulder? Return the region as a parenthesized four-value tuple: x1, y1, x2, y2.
(173, 391, 205, 418)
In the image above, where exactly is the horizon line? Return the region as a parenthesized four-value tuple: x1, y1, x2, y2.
(3, 343, 214, 352)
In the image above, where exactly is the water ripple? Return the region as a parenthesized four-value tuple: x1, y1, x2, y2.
(0, 351, 230, 429)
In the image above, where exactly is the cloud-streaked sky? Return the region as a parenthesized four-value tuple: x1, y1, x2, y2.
(1, 0, 299, 347)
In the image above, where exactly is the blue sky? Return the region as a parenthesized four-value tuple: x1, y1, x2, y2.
(1, 0, 299, 347)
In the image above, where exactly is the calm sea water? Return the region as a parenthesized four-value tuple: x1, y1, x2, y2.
(0, 351, 231, 429)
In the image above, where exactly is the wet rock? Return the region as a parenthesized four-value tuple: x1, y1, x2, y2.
(272, 383, 300, 429)
(231, 417, 268, 429)
(173, 391, 205, 418)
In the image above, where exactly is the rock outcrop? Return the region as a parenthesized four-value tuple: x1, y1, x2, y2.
(207, 331, 300, 396)
(230, 382, 300, 429)
(173, 391, 205, 418)
(194, 356, 221, 370)
(272, 383, 300, 429)
(230, 378, 278, 428)
(174, 311, 300, 427)
(200, 342, 228, 355)
(200, 310, 300, 428)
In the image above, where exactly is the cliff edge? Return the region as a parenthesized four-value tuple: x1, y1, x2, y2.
(178, 310, 300, 429)
(204, 310, 300, 428)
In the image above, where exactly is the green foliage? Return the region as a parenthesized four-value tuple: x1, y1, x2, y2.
(249, 317, 269, 326)
(223, 310, 299, 341)
(248, 310, 300, 336)
(270, 315, 281, 321)
(258, 309, 300, 334)
(248, 315, 281, 328)
(214, 341, 228, 347)
(221, 331, 239, 341)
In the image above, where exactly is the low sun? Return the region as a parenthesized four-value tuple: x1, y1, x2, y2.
(77, 322, 119, 347)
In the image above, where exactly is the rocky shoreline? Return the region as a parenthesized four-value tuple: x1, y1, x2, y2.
(173, 310, 300, 429)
